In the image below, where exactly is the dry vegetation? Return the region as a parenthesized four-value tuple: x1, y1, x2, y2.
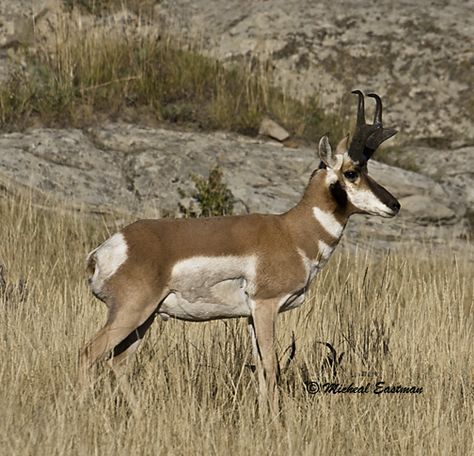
(0, 6, 472, 454)
(63, 0, 158, 16)
(0, 190, 472, 455)
(0, 9, 345, 141)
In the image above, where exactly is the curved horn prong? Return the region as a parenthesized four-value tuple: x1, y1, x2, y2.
(352, 90, 366, 126)
(368, 93, 382, 125)
(348, 90, 396, 163)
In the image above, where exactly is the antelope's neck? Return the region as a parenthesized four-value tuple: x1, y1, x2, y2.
(283, 169, 349, 263)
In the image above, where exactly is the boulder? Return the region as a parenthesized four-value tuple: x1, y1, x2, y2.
(258, 118, 290, 142)
(399, 195, 456, 224)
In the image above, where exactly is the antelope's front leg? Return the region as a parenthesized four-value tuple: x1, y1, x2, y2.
(248, 299, 279, 415)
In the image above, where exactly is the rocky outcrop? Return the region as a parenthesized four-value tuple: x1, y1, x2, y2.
(156, 0, 474, 145)
(0, 124, 471, 250)
(1, 1, 473, 145)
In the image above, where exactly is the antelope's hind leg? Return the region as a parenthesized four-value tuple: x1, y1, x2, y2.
(79, 283, 168, 395)
(79, 303, 153, 389)
(117, 312, 161, 386)
(80, 233, 168, 394)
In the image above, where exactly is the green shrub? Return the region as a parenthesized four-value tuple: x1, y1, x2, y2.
(179, 165, 234, 217)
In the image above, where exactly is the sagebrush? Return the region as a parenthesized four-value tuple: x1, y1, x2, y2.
(178, 165, 234, 217)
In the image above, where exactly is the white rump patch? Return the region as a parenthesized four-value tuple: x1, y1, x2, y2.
(313, 207, 344, 239)
(159, 255, 257, 321)
(88, 232, 128, 294)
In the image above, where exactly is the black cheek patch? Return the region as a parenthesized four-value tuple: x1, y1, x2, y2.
(330, 181, 348, 208)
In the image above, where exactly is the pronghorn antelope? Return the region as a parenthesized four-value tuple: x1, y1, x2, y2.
(80, 90, 400, 412)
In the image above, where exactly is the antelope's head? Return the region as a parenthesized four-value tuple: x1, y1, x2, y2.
(318, 90, 401, 218)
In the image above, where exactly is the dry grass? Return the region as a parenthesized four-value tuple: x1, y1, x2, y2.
(0, 10, 345, 141)
(63, 1, 157, 17)
(0, 191, 472, 455)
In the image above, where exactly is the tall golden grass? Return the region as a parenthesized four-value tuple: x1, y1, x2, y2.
(0, 190, 472, 455)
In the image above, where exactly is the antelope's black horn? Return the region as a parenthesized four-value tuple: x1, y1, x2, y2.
(351, 90, 366, 126)
(368, 93, 382, 125)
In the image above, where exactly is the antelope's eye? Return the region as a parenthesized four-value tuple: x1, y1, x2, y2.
(344, 171, 358, 181)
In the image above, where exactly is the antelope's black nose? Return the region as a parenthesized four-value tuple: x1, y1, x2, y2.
(390, 200, 401, 214)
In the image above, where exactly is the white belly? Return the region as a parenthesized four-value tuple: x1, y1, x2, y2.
(159, 278, 252, 321)
(159, 255, 256, 321)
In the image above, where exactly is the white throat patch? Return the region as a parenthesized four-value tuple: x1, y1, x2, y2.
(313, 207, 344, 239)
(318, 240, 334, 261)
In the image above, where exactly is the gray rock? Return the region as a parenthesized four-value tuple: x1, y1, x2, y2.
(399, 195, 456, 224)
(0, 123, 471, 252)
(0, 1, 471, 256)
(258, 118, 290, 142)
(0, 128, 136, 214)
(395, 146, 474, 212)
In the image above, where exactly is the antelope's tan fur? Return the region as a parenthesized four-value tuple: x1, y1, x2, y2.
(80, 95, 400, 413)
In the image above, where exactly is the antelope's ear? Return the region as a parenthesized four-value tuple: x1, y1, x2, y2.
(335, 133, 350, 156)
(318, 136, 343, 170)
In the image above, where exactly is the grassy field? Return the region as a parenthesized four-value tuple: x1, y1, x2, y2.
(0, 9, 345, 142)
(0, 191, 472, 455)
